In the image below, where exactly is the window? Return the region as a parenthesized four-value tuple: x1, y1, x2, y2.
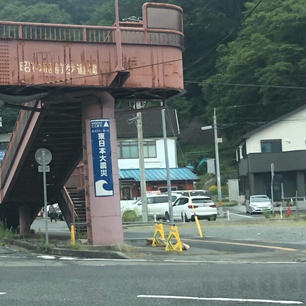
(121, 186, 132, 200)
(117, 140, 156, 159)
(143, 141, 156, 158)
(261, 140, 282, 153)
(159, 187, 177, 193)
(178, 198, 189, 205)
(173, 197, 188, 206)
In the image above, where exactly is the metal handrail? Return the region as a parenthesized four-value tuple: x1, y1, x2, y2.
(62, 186, 78, 220)
(0, 20, 184, 48)
(0, 100, 39, 189)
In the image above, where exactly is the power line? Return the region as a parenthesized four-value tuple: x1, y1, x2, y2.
(184, 80, 306, 90)
(34, 58, 305, 91)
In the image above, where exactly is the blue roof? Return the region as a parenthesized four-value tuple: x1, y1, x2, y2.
(119, 168, 199, 182)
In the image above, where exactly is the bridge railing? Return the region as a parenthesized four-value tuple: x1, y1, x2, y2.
(0, 21, 183, 49)
(0, 100, 39, 189)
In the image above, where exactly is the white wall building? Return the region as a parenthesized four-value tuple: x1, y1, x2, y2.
(237, 105, 306, 200)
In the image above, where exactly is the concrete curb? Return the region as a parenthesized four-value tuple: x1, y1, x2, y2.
(3, 238, 129, 259)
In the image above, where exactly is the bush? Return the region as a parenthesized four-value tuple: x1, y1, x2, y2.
(122, 210, 142, 222)
(221, 185, 228, 197)
(0, 222, 13, 240)
(208, 185, 217, 195)
(262, 209, 272, 219)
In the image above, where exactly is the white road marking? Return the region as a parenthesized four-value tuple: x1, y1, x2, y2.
(59, 257, 77, 260)
(230, 212, 253, 218)
(35, 256, 302, 265)
(37, 255, 56, 260)
(81, 258, 149, 262)
(137, 295, 304, 304)
(163, 259, 298, 264)
(0, 292, 6, 295)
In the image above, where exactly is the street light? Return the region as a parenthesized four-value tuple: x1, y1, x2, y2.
(201, 107, 223, 214)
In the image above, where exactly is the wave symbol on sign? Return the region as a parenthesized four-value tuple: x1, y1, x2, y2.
(95, 180, 113, 196)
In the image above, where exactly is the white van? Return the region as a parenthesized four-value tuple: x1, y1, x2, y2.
(122, 194, 178, 219)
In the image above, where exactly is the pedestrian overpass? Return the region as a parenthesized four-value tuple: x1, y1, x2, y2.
(0, 2, 184, 244)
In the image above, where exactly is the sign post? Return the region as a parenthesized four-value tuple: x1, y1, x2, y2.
(271, 162, 275, 213)
(161, 109, 173, 224)
(35, 148, 52, 244)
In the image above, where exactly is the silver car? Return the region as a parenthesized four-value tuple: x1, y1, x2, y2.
(246, 195, 273, 214)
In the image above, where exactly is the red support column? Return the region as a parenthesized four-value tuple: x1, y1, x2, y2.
(82, 91, 123, 245)
(19, 206, 32, 235)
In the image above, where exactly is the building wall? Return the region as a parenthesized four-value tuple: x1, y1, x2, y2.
(246, 108, 306, 154)
(237, 107, 306, 199)
(118, 138, 177, 169)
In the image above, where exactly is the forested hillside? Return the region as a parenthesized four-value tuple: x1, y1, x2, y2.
(0, 0, 305, 176)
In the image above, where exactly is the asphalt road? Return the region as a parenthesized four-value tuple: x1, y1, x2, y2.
(1, 214, 305, 305)
(0, 246, 305, 306)
(30, 215, 306, 262)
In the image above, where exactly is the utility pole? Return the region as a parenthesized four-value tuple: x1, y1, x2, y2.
(271, 162, 274, 213)
(200, 108, 223, 215)
(114, 0, 124, 71)
(161, 109, 173, 223)
(136, 112, 148, 222)
(213, 108, 223, 214)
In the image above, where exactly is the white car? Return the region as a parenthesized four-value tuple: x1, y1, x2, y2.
(246, 195, 273, 214)
(122, 194, 178, 219)
(170, 196, 217, 222)
(173, 190, 210, 197)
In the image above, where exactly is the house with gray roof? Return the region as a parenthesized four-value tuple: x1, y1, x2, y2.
(236, 105, 306, 200)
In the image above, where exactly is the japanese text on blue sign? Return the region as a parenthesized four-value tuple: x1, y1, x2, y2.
(90, 119, 114, 197)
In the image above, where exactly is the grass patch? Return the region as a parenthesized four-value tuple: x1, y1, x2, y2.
(122, 210, 142, 222)
(262, 209, 272, 219)
(0, 222, 13, 240)
(221, 201, 238, 207)
(68, 242, 84, 250)
(38, 242, 55, 252)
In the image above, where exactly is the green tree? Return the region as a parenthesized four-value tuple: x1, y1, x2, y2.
(202, 0, 306, 139)
(0, 102, 19, 133)
(0, 2, 71, 23)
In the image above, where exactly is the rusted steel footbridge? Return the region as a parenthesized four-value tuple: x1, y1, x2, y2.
(0, 2, 184, 244)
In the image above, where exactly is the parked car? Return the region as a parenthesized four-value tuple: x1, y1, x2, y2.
(121, 194, 178, 219)
(173, 190, 210, 197)
(169, 195, 217, 222)
(246, 195, 273, 214)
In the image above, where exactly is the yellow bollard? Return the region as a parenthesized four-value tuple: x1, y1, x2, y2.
(188, 192, 203, 238)
(194, 215, 203, 238)
(70, 224, 75, 246)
